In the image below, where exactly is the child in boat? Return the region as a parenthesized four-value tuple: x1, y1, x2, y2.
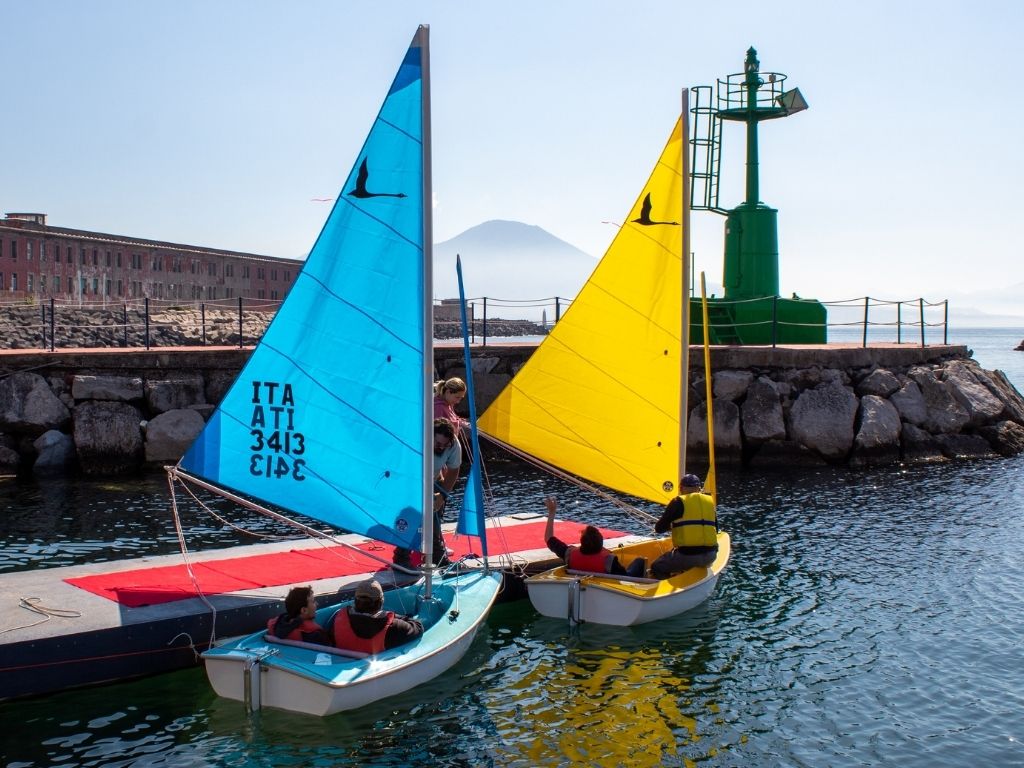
(329, 579, 424, 653)
(542, 497, 646, 577)
(267, 585, 328, 644)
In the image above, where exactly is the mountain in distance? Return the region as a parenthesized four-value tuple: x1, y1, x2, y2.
(433, 220, 596, 316)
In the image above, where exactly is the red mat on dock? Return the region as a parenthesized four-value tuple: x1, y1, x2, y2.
(65, 520, 626, 607)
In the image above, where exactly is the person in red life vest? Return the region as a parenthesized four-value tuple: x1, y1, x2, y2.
(543, 497, 646, 577)
(650, 473, 719, 579)
(330, 579, 424, 654)
(267, 585, 328, 644)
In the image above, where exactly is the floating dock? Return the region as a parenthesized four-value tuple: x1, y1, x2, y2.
(0, 514, 646, 701)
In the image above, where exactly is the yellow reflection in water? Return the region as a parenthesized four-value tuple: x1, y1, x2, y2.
(486, 644, 719, 767)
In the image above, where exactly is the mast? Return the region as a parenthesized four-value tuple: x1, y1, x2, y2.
(419, 24, 435, 598)
(679, 88, 692, 490)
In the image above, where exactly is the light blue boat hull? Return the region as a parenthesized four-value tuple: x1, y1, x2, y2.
(202, 569, 502, 716)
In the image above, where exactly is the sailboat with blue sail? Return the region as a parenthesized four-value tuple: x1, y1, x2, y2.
(168, 26, 501, 716)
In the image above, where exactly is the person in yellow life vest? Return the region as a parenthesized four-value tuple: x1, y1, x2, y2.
(329, 579, 424, 654)
(650, 473, 718, 579)
(543, 497, 646, 577)
(267, 585, 328, 644)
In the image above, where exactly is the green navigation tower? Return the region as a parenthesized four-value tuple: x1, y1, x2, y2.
(690, 47, 826, 343)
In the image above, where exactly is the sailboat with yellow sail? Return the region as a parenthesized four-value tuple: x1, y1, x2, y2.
(478, 94, 730, 626)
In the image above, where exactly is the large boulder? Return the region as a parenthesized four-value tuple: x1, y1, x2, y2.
(740, 376, 786, 444)
(900, 423, 947, 464)
(33, 430, 76, 475)
(850, 395, 902, 467)
(712, 370, 754, 402)
(687, 399, 742, 459)
(909, 367, 969, 435)
(144, 409, 206, 462)
(73, 401, 144, 475)
(856, 368, 901, 398)
(145, 375, 206, 414)
(935, 433, 997, 460)
(0, 372, 71, 437)
(977, 420, 1024, 457)
(0, 444, 20, 475)
(71, 375, 144, 402)
(889, 380, 928, 426)
(788, 380, 859, 460)
(942, 361, 1006, 427)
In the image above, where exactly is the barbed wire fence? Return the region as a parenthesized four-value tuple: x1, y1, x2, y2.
(0, 293, 950, 351)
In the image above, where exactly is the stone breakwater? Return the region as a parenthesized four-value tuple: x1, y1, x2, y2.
(1, 344, 1023, 477)
(438, 345, 1024, 469)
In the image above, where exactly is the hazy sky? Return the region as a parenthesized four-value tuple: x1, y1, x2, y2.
(3, 1, 1022, 310)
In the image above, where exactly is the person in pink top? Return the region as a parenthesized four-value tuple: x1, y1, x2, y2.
(432, 377, 467, 433)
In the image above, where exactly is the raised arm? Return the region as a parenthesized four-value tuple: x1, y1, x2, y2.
(544, 497, 557, 542)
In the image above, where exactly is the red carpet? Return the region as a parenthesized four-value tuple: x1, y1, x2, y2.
(65, 520, 625, 607)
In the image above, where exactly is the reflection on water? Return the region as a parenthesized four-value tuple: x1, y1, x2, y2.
(479, 608, 732, 767)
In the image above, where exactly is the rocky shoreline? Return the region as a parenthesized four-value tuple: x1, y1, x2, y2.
(1, 306, 1023, 476)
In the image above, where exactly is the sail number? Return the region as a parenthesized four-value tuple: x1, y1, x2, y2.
(248, 380, 306, 481)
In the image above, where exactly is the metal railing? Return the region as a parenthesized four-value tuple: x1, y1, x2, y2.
(0, 293, 951, 351)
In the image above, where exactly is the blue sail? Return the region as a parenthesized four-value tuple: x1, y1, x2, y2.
(454, 256, 487, 553)
(180, 30, 427, 551)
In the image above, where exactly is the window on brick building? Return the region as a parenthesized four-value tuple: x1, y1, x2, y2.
(106, 251, 111, 267)
(12, 274, 18, 291)
(93, 249, 98, 265)
(27, 242, 33, 261)
(117, 279, 123, 296)
(11, 240, 17, 260)
(117, 252, 122, 268)
(0, 272, 4, 290)
(27, 274, 33, 292)
(80, 247, 86, 265)
(67, 276, 73, 293)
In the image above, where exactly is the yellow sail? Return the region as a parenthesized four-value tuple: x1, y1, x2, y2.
(478, 119, 684, 504)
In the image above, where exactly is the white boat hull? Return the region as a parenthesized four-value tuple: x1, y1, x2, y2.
(203, 569, 502, 716)
(526, 532, 730, 626)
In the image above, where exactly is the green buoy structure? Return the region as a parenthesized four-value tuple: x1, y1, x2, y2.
(690, 47, 826, 344)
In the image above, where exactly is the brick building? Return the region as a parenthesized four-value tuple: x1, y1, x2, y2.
(0, 212, 301, 305)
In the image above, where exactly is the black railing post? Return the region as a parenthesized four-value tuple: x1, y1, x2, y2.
(201, 303, 207, 346)
(555, 296, 561, 323)
(897, 302, 902, 345)
(862, 296, 869, 348)
(144, 297, 151, 350)
(50, 298, 56, 351)
(771, 295, 778, 348)
(470, 302, 476, 343)
(943, 300, 948, 345)
(481, 297, 488, 347)
(919, 298, 925, 348)
(238, 296, 244, 348)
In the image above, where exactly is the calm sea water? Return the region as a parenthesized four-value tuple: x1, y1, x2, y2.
(2, 329, 1023, 767)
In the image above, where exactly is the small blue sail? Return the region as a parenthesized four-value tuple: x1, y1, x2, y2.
(180, 29, 428, 551)
(454, 256, 487, 554)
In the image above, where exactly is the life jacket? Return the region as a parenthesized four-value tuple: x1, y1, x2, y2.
(670, 493, 718, 549)
(565, 546, 615, 573)
(332, 607, 395, 654)
(266, 614, 323, 642)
